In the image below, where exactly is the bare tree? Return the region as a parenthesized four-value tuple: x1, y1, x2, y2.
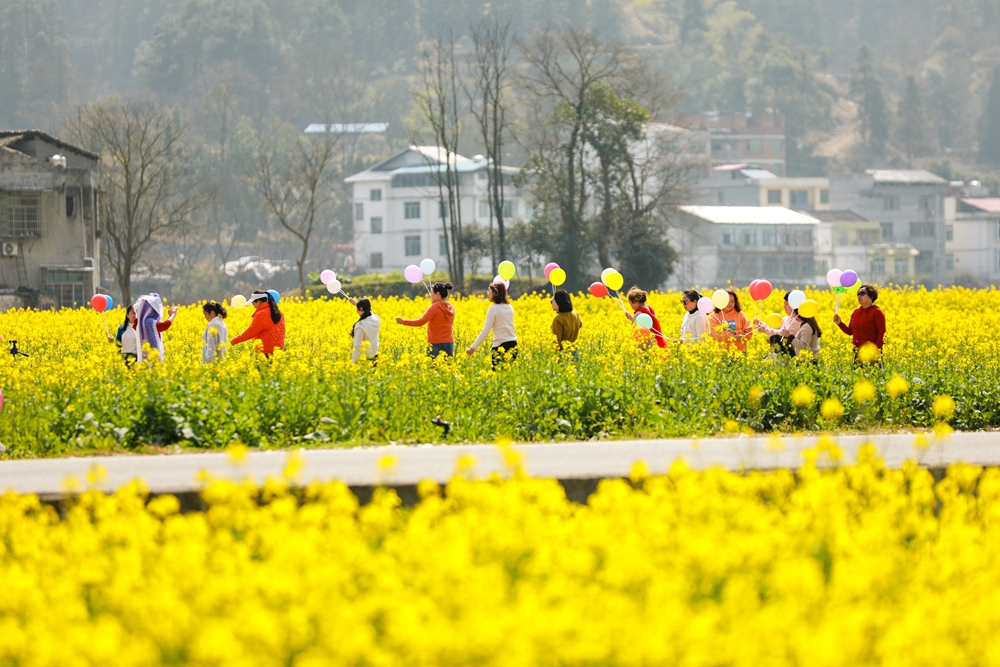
(245, 122, 341, 292)
(67, 97, 207, 306)
(466, 15, 515, 265)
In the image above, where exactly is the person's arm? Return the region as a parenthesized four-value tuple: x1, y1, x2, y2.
(709, 314, 727, 342)
(468, 307, 496, 353)
(792, 323, 811, 356)
(835, 311, 853, 335)
(737, 313, 753, 340)
(204, 326, 220, 362)
(398, 305, 435, 327)
(874, 308, 886, 348)
(231, 314, 266, 346)
(156, 307, 178, 333)
(551, 315, 565, 347)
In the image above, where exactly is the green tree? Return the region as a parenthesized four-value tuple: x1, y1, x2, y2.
(849, 44, 891, 154)
(979, 66, 1000, 166)
(0, 0, 71, 129)
(680, 0, 708, 46)
(897, 75, 934, 166)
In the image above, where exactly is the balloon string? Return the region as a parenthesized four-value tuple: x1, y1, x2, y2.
(101, 312, 109, 338)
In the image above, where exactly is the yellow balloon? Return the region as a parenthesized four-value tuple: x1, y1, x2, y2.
(798, 299, 820, 318)
(498, 260, 516, 280)
(601, 267, 616, 284)
(605, 271, 623, 291)
(766, 313, 783, 329)
(230, 295, 247, 310)
(711, 289, 730, 310)
(549, 268, 567, 286)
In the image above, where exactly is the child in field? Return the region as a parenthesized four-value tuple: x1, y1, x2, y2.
(467, 281, 518, 368)
(201, 301, 229, 363)
(551, 289, 582, 356)
(231, 290, 285, 356)
(709, 289, 752, 353)
(626, 287, 666, 348)
(396, 282, 455, 358)
(679, 290, 708, 342)
(350, 297, 380, 363)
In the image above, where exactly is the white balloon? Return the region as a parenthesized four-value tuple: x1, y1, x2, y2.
(420, 258, 436, 275)
(327, 279, 342, 294)
(788, 290, 807, 310)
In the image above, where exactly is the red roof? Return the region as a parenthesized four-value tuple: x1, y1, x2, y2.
(960, 198, 1000, 213)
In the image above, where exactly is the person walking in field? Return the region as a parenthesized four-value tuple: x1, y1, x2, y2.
(709, 289, 752, 353)
(467, 281, 518, 368)
(350, 297, 380, 364)
(626, 287, 666, 348)
(833, 284, 885, 363)
(201, 301, 229, 363)
(108, 304, 140, 367)
(133, 293, 178, 363)
(551, 289, 582, 357)
(790, 308, 822, 362)
(679, 290, 708, 342)
(231, 290, 285, 356)
(396, 282, 455, 358)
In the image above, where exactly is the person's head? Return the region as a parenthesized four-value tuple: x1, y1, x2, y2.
(714, 288, 741, 314)
(782, 291, 792, 315)
(125, 305, 136, 325)
(203, 301, 227, 322)
(794, 308, 823, 338)
(431, 282, 453, 303)
(627, 287, 648, 308)
(350, 298, 373, 337)
(250, 290, 282, 324)
(488, 281, 510, 305)
(552, 290, 573, 314)
(857, 284, 878, 307)
(681, 290, 701, 313)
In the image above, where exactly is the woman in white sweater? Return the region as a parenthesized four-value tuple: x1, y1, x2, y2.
(679, 290, 709, 342)
(349, 297, 380, 363)
(467, 281, 518, 368)
(201, 301, 229, 363)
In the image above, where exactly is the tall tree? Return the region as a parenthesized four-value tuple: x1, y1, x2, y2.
(979, 66, 1000, 166)
(680, 0, 708, 46)
(67, 97, 207, 306)
(897, 75, 934, 166)
(849, 44, 891, 154)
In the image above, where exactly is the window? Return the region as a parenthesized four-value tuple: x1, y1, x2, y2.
(767, 189, 782, 204)
(479, 200, 489, 218)
(439, 234, 448, 256)
(789, 190, 809, 209)
(721, 230, 736, 245)
(370, 189, 382, 202)
(370, 252, 383, 269)
(439, 201, 449, 219)
(391, 173, 440, 188)
(946, 225, 953, 241)
(1, 191, 42, 237)
(881, 222, 894, 240)
(405, 235, 421, 256)
(687, 141, 706, 154)
(504, 200, 515, 218)
(746, 138, 763, 152)
(883, 196, 900, 211)
(477, 172, 487, 181)
(740, 230, 756, 246)
(370, 217, 382, 234)
(782, 257, 798, 278)
(895, 258, 910, 274)
(354, 203, 364, 221)
(404, 202, 420, 219)
(945, 254, 954, 271)
(910, 222, 936, 237)
(820, 189, 829, 204)
(719, 255, 738, 277)
(774, 139, 783, 152)
(761, 231, 776, 246)
(919, 195, 936, 211)
(42, 269, 86, 309)
(66, 196, 76, 218)
(914, 252, 935, 275)
(800, 230, 813, 246)
(838, 232, 849, 246)
(859, 231, 870, 244)
(997, 221, 1000, 240)
(871, 258, 886, 274)
(717, 190, 725, 204)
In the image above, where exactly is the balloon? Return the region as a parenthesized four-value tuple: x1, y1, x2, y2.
(326, 280, 342, 294)
(90, 295, 107, 312)
(104, 296, 114, 310)
(711, 289, 730, 310)
(404, 265, 423, 284)
(544, 262, 560, 280)
(605, 271, 624, 292)
(766, 313, 783, 329)
(697, 297, 714, 314)
(267, 289, 280, 304)
(549, 268, 567, 286)
(787, 290, 806, 310)
(826, 269, 842, 287)
(589, 282, 608, 298)
(840, 270, 858, 287)
(798, 299, 820, 318)
(635, 312, 653, 329)
(755, 280, 773, 300)
(231, 295, 247, 310)
(498, 260, 516, 280)
(492, 275, 510, 289)
(748, 279, 760, 299)
(420, 258, 436, 275)
(320, 269, 336, 285)
(633, 327, 652, 342)
(601, 267, 617, 284)
(846, 279, 861, 294)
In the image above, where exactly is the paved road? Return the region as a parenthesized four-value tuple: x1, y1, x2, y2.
(1, 430, 997, 498)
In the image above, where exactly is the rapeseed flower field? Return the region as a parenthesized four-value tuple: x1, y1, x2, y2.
(0, 285, 995, 456)
(1, 448, 1000, 665)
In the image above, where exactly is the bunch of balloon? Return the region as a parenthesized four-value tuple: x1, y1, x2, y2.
(747, 279, 773, 320)
(496, 260, 517, 291)
(319, 269, 348, 299)
(826, 269, 859, 314)
(90, 294, 114, 337)
(542, 262, 564, 294)
(599, 268, 627, 314)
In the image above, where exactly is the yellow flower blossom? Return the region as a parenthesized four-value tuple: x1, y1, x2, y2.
(853, 379, 876, 404)
(820, 397, 845, 420)
(791, 384, 815, 407)
(887, 374, 909, 398)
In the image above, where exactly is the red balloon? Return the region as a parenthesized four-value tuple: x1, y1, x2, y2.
(633, 327, 652, 342)
(90, 294, 108, 312)
(756, 280, 773, 301)
(589, 282, 609, 298)
(748, 279, 761, 300)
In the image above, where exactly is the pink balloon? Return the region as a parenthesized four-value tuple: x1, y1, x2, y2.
(543, 262, 560, 280)
(492, 275, 510, 289)
(404, 265, 423, 284)
(589, 282, 608, 298)
(755, 280, 773, 301)
(697, 297, 714, 314)
(90, 295, 108, 313)
(320, 269, 336, 285)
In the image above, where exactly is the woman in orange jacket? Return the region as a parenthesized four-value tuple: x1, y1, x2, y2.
(231, 290, 285, 355)
(709, 288, 753, 353)
(396, 281, 456, 358)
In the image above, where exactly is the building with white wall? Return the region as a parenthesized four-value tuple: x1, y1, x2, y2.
(697, 165, 830, 210)
(947, 195, 1000, 285)
(345, 146, 527, 274)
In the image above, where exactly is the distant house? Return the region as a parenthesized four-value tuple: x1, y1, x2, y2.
(810, 210, 916, 282)
(670, 206, 818, 288)
(0, 130, 102, 311)
(345, 146, 528, 275)
(947, 194, 1000, 284)
(680, 111, 787, 176)
(697, 165, 830, 210)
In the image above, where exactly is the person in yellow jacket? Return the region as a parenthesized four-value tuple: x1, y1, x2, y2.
(550, 290, 582, 358)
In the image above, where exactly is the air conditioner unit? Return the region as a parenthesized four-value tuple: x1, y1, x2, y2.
(2, 242, 18, 256)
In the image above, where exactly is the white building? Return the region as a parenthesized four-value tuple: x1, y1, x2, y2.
(345, 146, 527, 274)
(947, 195, 1000, 284)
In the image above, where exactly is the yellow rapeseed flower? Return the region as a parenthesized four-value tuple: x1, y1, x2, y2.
(853, 379, 876, 404)
(887, 374, 909, 398)
(820, 397, 845, 420)
(791, 384, 815, 407)
(933, 395, 956, 421)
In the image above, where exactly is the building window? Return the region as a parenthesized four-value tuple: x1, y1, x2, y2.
(746, 138, 763, 152)
(895, 258, 910, 274)
(782, 257, 798, 278)
(354, 203, 364, 221)
(370, 252, 383, 269)
(914, 252, 935, 274)
(883, 196, 900, 211)
(997, 221, 1000, 240)
(820, 189, 829, 204)
(789, 190, 809, 209)
(717, 190, 725, 204)
(946, 224, 953, 241)
(370, 217, 382, 234)
(439, 201, 449, 219)
(66, 195, 76, 217)
(42, 269, 86, 309)
(859, 231, 870, 244)
(881, 222, 894, 239)
(477, 172, 487, 181)
(404, 202, 420, 219)
(740, 230, 756, 246)
(767, 190, 782, 204)
(910, 221, 936, 237)
(838, 232, 849, 246)
(405, 235, 421, 256)
(370, 189, 382, 202)
(479, 200, 489, 218)
(439, 234, 448, 256)
(919, 195, 936, 211)
(721, 230, 736, 245)
(945, 254, 954, 271)
(761, 231, 776, 246)
(774, 139, 783, 152)
(1, 191, 42, 238)
(504, 200, 515, 218)
(871, 258, 886, 274)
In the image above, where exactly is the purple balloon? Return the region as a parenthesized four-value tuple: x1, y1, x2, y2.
(404, 265, 423, 284)
(840, 269, 859, 287)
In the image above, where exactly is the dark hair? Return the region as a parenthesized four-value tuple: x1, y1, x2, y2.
(794, 310, 823, 338)
(251, 290, 282, 324)
(627, 286, 648, 304)
(203, 301, 228, 319)
(682, 290, 700, 312)
(553, 290, 573, 313)
(489, 282, 510, 305)
(432, 282, 453, 298)
(122, 304, 135, 327)
(858, 284, 879, 302)
(351, 298, 373, 338)
(783, 291, 791, 302)
(713, 288, 742, 314)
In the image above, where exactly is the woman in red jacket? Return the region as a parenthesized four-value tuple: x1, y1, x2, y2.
(833, 284, 885, 363)
(626, 287, 666, 349)
(231, 290, 285, 355)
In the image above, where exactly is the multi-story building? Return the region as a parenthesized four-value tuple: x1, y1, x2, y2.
(947, 192, 1000, 284)
(829, 170, 948, 284)
(345, 146, 526, 275)
(810, 210, 918, 283)
(697, 165, 830, 210)
(0, 130, 103, 311)
(680, 111, 787, 176)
